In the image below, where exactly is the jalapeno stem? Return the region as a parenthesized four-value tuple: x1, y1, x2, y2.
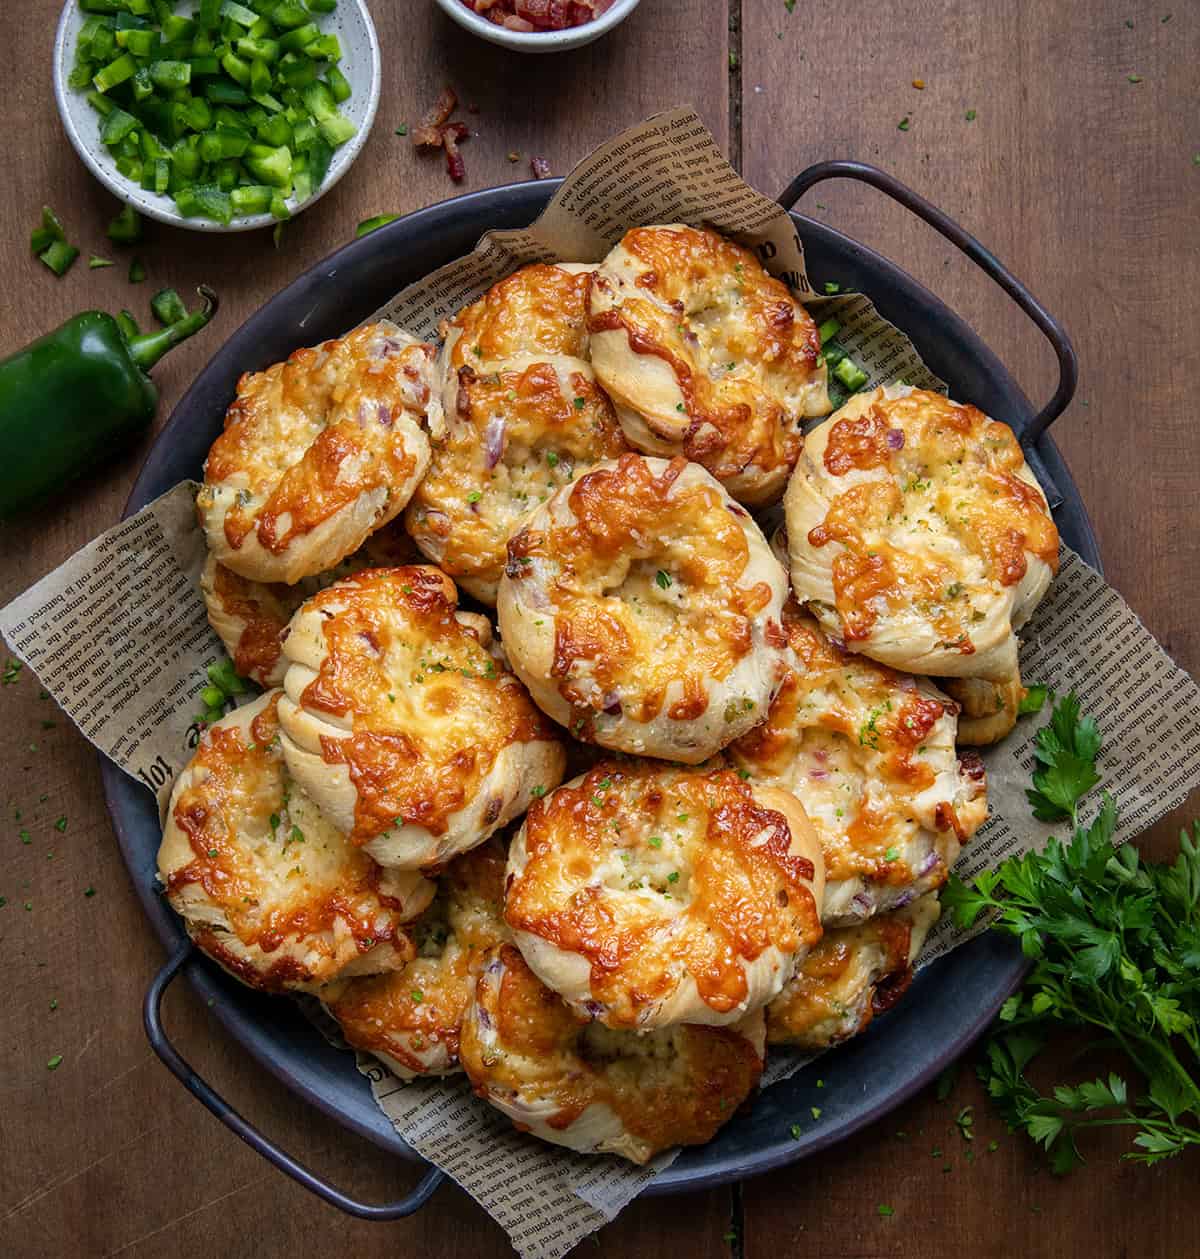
(126, 286, 219, 372)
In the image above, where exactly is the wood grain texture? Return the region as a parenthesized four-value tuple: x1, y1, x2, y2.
(1, 0, 1197, 1255)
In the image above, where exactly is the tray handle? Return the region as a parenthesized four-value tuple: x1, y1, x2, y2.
(778, 160, 1077, 445)
(144, 942, 446, 1220)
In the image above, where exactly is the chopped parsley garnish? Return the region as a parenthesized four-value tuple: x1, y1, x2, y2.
(83, 886, 95, 897)
(1018, 683, 1050, 716)
(546, 451, 560, 467)
(810, 1106, 822, 1119)
(54, 816, 68, 832)
(647, 835, 663, 848)
(467, 490, 482, 503)
(790, 1123, 802, 1139)
(411, 989, 423, 1003)
(877, 1204, 895, 1218)
(530, 785, 547, 798)
(897, 117, 911, 131)
(47, 1055, 64, 1071)
(573, 397, 586, 409)
(655, 569, 672, 589)
(965, 109, 977, 121)
(667, 871, 679, 883)
(269, 813, 280, 830)
(884, 846, 899, 861)
(2, 659, 22, 685)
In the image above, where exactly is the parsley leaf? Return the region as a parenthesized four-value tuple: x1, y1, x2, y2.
(1025, 690, 1101, 822)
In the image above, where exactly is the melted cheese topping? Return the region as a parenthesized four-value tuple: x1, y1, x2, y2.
(326, 840, 509, 1077)
(200, 523, 419, 687)
(199, 324, 435, 583)
(444, 263, 594, 370)
(504, 762, 823, 1029)
(459, 944, 765, 1164)
(728, 605, 987, 925)
(158, 691, 432, 993)
(280, 566, 563, 850)
(786, 385, 1058, 679)
(498, 453, 790, 761)
(588, 225, 830, 504)
(406, 357, 628, 604)
(766, 895, 938, 1049)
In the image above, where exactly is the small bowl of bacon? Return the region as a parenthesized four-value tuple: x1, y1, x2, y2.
(435, 0, 641, 52)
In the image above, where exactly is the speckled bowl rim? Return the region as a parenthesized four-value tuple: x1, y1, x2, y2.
(51, 0, 381, 233)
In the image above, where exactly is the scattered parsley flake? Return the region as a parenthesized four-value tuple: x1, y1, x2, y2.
(655, 569, 672, 590)
(54, 816, 67, 832)
(898, 116, 911, 131)
(647, 835, 663, 848)
(810, 1106, 822, 1119)
(84, 886, 95, 897)
(47, 1054, 64, 1071)
(467, 490, 482, 503)
(2, 659, 21, 685)
(965, 109, 977, 121)
(1127, 73, 1143, 83)
(411, 989, 423, 1003)
(790, 1122, 802, 1138)
(395, 124, 408, 135)
(877, 1203, 895, 1218)
(531, 785, 547, 798)
(885, 846, 899, 861)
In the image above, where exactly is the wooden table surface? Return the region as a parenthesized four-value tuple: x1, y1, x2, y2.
(2, 2, 1197, 1256)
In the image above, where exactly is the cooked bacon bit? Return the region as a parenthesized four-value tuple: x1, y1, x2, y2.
(507, 150, 520, 162)
(530, 155, 552, 179)
(413, 86, 458, 147)
(443, 121, 469, 182)
(912, 78, 926, 89)
(463, 0, 608, 28)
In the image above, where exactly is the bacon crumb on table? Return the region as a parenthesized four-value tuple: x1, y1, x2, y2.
(412, 87, 472, 182)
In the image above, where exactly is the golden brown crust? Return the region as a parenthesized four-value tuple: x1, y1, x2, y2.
(444, 263, 594, 368)
(200, 524, 420, 688)
(459, 943, 764, 1163)
(327, 840, 509, 1076)
(939, 672, 1023, 746)
(786, 385, 1059, 680)
(199, 324, 434, 583)
(728, 603, 987, 924)
(498, 453, 791, 761)
(279, 566, 564, 858)
(160, 692, 430, 993)
(765, 895, 938, 1049)
(406, 358, 628, 602)
(588, 226, 829, 504)
(504, 761, 824, 1028)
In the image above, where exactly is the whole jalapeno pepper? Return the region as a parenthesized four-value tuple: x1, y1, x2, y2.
(0, 286, 218, 518)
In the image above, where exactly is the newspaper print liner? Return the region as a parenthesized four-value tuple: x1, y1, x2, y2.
(3, 109, 1199, 1259)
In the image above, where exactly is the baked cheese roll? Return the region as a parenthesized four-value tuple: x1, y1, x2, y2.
(785, 384, 1059, 680)
(441, 262, 596, 373)
(939, 671, 1023, 746)
(325, 839, 509, 1078)
(588, 224, 830, 506)
(460, 943, 765, 1164)
(406, 359, 629, 605)
(504, 761, 825, 1030)
(497, 453, 791, 764)
(278, 566, 565, 869)
(728, 607, 987, 926)
(158, 690, 434, 994)
(766, 893, 939, 1050)
(198, 323, 436, 585)
(200, 523, 420, 688)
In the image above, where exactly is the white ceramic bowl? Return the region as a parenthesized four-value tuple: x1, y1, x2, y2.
(434, 0, 640, 52)
(52, 0, 381, 233)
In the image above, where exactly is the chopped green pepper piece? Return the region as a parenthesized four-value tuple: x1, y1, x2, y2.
(151, 288, 188, 326)
(230, 184, 272, 215)
(108, 204, 143, 244)
(326, 65, 351, 103)
(817, 317, 841, 345)
(357, 214, 400, 237)
(89, 256, 115, 269)
(30, 206, 67, 256)
(832, 356, 869, 392)
(93, 52, 137, 92)
(39, 240, 80, 278)
(101, 107, 140, 147)
(129, 256, 147, 283)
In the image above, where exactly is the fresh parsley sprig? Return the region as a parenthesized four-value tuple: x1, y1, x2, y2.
(944, 780, 1200, 1172)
